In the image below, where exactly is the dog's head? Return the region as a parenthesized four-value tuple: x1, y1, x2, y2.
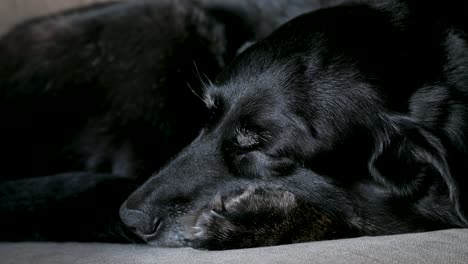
(120, 4, 467, 249)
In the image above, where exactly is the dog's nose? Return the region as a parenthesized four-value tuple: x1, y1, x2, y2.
(119, 203, 161, 236)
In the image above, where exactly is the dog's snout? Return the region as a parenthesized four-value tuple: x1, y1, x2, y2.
(119, 203, 161, 237)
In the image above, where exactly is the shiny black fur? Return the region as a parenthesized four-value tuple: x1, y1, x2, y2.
(121, 0, 468, 249)
(1, 0, 468, 250)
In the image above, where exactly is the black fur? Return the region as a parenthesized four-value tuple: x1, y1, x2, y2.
(1, 0, 468, 250)
(121, 0, 468, 249)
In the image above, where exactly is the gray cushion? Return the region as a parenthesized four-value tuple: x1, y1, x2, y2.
(1, 229, 467, 264)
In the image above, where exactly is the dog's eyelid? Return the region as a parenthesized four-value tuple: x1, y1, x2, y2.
(233, 126, 269, 150)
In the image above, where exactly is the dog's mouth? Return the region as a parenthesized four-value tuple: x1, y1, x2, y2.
(145, 214, 207, 247)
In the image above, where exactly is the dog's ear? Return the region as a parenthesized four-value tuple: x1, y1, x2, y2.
(369, 123, 448, 196)
(368, 118, 466, 223)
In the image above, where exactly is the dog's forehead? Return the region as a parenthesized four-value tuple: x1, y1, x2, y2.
(204, 52, 303, 104)
(203, 70, 288, 117)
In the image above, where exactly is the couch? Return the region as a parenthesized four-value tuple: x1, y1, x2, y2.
(1, 229, 468, 263)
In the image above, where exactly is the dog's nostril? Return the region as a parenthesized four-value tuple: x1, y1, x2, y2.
(119, 204, 161, 236)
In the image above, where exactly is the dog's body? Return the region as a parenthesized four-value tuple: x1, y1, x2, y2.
(1, 0, 468, 250)
(120, 0, 468, 249)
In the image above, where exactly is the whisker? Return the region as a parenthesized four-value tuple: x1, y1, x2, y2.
(186, 81, 205, 104)
(202, 73, 214, 87)
(192, 60, 209, 88)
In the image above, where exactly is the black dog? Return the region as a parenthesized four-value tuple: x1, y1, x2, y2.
(120, 0, 468, 249)
(0, 0, 334, 243)
(2, 0, 468, 250)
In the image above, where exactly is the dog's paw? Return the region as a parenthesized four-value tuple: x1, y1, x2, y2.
(188, 186, 335, 250)
(189, 186, 295, 249)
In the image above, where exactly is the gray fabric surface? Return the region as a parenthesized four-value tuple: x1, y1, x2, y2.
(1, 229, 467, 264)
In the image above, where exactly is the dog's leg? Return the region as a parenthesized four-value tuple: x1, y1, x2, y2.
(0, 172, 141, 242)
(189, 185, 350, 250)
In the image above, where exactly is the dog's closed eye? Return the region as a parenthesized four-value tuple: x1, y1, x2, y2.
(234, 127, 261, 150)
